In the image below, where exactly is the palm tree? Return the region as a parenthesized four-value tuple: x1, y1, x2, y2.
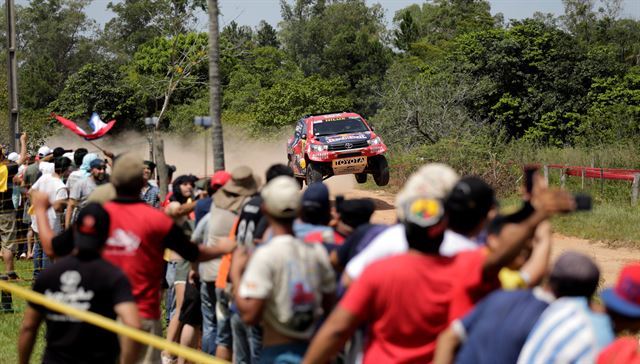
(208, 0, 225, 171)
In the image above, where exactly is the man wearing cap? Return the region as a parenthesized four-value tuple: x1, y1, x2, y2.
(434, 252, 601, 364)
(342, 164, 460, 286)
(203, 165, 258, 360)
(140, 161, 160, 208)
(19, 198, 140, 364)
(66, 158, 108, 227)
(293, 182, 333, 241)
(231, 176, 335, 363)
(227, 164, 293, 364)
(0, 133, 27, 279)
(597, 263, 640, 363)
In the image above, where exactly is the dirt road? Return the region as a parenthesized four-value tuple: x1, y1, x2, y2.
(343, 187, 640, 287)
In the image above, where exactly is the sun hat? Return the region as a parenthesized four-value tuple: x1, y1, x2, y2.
(261, 176, 301, 218)
(221, 166, 258, 196)
(601, 263, 640, 318)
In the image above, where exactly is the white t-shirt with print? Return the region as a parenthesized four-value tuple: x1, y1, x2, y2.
(239, 234, 336, 340)
(31, 174, 68, 234)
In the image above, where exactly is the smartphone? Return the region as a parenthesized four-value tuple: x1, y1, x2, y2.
(524, 166, 538, 194)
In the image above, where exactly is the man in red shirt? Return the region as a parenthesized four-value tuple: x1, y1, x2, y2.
(46, 154, 236, 363)
(303, 174, 576, 364)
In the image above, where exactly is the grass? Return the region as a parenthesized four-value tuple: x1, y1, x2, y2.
(0, 260, 45, 363)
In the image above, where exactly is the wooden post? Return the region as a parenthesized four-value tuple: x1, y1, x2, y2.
(633, 174, 640, 206)
(581, 168, 585, 190)
(600, 168, 604, 195)
(543, 165, 549, 186)
(560, 168, 566, 189)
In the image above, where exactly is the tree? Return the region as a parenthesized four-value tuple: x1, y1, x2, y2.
(209, 0, 225, 171)
(393, 10, 419, 51)
(279, 0, 391, 115)
(102, 0, 201, 60)
(17, 0, 98, 109)
(255, 20, 279, 48)
(374, 61, 484, 149)
(50, 62, 141, 131)
(254, 74, 352, 128)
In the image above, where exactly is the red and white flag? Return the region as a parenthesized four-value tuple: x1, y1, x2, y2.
(53, 112, 116, 140)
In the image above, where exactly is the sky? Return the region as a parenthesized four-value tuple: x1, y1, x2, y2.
(20, 0, 640, 30)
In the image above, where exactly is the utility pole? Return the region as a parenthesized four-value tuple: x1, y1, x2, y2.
(6, 0, 19, 151)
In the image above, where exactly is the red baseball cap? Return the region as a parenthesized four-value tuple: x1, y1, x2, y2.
(211, 170, 231, 188)
(601, 263, 640, 318)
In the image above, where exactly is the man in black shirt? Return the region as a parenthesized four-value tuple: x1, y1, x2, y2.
(0, 133, 27, 279)
(18, 202, 141, 364)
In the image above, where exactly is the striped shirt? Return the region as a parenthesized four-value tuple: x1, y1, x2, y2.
(517, 297, 614, 364)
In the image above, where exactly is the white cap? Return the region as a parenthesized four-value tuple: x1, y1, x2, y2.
(261, 176, 301, 218)
(37, 146, 52, 157)
(395, 163, 459, 219)
(7, 152, 19, 162)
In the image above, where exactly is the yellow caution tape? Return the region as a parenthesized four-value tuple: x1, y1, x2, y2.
(0, 280, 228, 364)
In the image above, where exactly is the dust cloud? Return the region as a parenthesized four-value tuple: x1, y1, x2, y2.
(45, 127, 355, 193)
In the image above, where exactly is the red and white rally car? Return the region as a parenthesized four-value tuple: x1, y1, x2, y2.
(287, 112, 389, 186)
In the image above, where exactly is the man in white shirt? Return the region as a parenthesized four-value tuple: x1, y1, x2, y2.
(29, 157, 71, 278)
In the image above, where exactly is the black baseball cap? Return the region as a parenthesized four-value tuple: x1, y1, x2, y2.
(445, 176, 496, 234)
(74, 203, 111, 253)
(53, 147, 72, 158)
(338, 198, 375, 228)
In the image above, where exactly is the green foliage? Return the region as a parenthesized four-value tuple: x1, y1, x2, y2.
(50, 62, 141, 131)
(18, 0, 98, 109)
(254, 74, 352, 128)
(280, 0, 392, 115)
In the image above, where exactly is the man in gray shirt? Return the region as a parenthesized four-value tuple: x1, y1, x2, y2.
(66, 158, 107, 226)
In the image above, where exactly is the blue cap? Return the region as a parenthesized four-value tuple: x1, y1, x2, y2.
(302, 182, 329, 211)
(89, 158, 106, 169)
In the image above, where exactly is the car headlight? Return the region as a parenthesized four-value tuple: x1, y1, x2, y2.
(310, 143, 328, 152)
(368, 137, 382, 145)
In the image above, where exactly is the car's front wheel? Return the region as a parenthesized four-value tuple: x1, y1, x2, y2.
(306, 162, 323, 185)
(355, 173, 367, 184)
(371, 155, 390, 186)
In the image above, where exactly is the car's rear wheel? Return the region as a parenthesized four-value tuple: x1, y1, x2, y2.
(355, 173, 367, 184)
(371, 155, 390, 186)
(306, 162, 323, 185)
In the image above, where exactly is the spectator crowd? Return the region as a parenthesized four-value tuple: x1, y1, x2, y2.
(1, 134, 640, 364)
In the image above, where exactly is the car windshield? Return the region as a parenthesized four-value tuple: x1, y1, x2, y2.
(312, 117, 369, 136)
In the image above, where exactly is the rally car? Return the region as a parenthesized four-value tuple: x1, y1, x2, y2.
(287, 112, 389, 186)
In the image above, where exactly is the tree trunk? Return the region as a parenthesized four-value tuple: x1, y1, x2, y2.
(155, 133, 169, 201)
(208, 0, 225, 171)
